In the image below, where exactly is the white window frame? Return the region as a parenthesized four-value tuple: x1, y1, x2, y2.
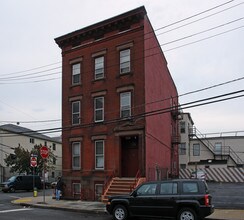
(120, 92, 131, 118)
(94, 97, 104, 122)
(120, 49, 130, 74)
(72, 142, 80, 169)
(72, 63, 81, 84)
(72, 101, 80, 125)
(95, 56, 104, 79)
(95, 140, 104, 170)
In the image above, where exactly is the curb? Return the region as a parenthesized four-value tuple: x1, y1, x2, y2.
(12, 201, 108, 215)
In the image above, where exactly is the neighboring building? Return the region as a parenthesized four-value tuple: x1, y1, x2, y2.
(55, 6, 179, 200)
(179, 113, 244, 182)
(0, 124, 62, 182)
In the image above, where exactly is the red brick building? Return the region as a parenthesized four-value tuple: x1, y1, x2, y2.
(55, 6, 179, 200)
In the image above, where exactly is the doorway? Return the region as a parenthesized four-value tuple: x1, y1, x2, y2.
(121, 136, 139, 177)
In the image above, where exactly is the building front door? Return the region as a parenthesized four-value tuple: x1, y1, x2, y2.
(121, 136, 139, 177)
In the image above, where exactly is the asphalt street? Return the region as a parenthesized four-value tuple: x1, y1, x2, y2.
(0, 182, 243, 220)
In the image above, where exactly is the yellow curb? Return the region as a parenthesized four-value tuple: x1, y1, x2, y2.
(15, 198, 32, 203)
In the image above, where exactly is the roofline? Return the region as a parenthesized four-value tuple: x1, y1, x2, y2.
(55, 6, 146, 45)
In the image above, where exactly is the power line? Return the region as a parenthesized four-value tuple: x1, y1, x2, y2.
(156, 2, 244, 36)
(164, 25, 244, 52)
(0, 62, 61, 76)
(0, 75, 243, 126)
(0, 1, 240, 81)
(154, 0, 235, 32)
(161, 17, 244, 46)
(0, 89, 243, 137)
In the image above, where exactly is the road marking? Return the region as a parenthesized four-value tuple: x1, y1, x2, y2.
(0, 208, 33, 213)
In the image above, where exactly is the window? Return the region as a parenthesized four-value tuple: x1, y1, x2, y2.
(182, 182, 199, 193)
(72, 63, 80, 84)
(120, 49, 130, 74)
(95, 184, 103, 201)
(180, 121, 186, 133)
(72, 101, 80, 125)
(52, 143, 56, 151)
(193, 143, 200, 156)
(137, 183, 157, 195)
(94, 97, 104, 122)
(160, 182, 177, 195)
(179, 143, 186, 155)
(95, 140, 104, 169)
(72, 142, 80, 169)
(73, 183, 81, 195)
(95, 56, 104, 79)
(53, 157, 56, 165)
(30, 138, 35, 144)
(215, 143, 222, 155)
(120, 92, 131, 118)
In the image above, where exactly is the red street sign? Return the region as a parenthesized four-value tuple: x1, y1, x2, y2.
(30, 156, 37, 167)
(40, 146, 49, 159)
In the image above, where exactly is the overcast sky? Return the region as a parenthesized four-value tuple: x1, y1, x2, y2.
(0, 0, 243, 137)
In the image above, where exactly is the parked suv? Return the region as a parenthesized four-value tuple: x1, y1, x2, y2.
(1, 175, 42, 192)
(106, 179, 214, 220)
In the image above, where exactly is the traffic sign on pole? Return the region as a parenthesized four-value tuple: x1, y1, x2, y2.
(40, 146, 49, 159)
(30, 156, 37, 167)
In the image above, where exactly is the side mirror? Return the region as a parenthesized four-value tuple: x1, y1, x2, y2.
(132, 191, 137, 197)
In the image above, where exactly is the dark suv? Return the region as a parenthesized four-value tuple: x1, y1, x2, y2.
(106, 179, 214, 220)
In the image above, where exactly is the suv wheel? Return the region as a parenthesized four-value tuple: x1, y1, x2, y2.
(113, 205, 128, 220)
(177, 207, 197, 220)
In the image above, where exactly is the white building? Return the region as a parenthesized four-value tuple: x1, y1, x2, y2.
(0, 124, 62, 182)
(179, 113, 244, 182)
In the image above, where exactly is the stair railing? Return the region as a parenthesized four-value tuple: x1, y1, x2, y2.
(103, 171, 114, 196)
(130, 169, 141, 192)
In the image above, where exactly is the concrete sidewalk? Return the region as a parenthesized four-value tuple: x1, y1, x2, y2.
(12, 195, 244, 220)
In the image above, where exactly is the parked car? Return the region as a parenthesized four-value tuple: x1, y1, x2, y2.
(106, 179, 214, 220)
(0, 175, 42, 193)
(191, 170, 206, 180)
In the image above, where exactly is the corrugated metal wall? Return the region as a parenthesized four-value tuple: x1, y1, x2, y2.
(180, 168, 244, 183)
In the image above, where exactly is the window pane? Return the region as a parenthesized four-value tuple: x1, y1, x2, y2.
(94, 97, 104, 122)
(193, 144, 200, 156)
(72, 101, 80, 125)
(72, 63, 80, 84)
(179, 143, 186, 155)
(137, 183, 157, 195)
(72, 143, 80, 169)
(95, 141, 104, 169)
(120, 49, 130, 74)
(95, 56, 104, 79)
(183, 182, 198, 193)
(96, 156, 104, 168)
(73, 183, 80, 193)
(160, 183, 177, 194)
(120, 92, 131, 118)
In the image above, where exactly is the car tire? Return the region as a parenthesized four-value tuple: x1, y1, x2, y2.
(9, 187, 15, 193)
(177, 207, 197, 220)
(113, 205, 128, 220)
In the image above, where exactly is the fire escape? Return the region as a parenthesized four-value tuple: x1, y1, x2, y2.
(189, 126, 243, 167)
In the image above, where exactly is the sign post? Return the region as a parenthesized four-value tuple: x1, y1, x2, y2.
(40, 146, 49, 203)
(30, 154, 37, 197)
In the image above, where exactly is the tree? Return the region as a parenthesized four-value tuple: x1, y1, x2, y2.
(4, 144, 56, 175)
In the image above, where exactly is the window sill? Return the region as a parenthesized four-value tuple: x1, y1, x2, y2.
(117, 71, 133, 78)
